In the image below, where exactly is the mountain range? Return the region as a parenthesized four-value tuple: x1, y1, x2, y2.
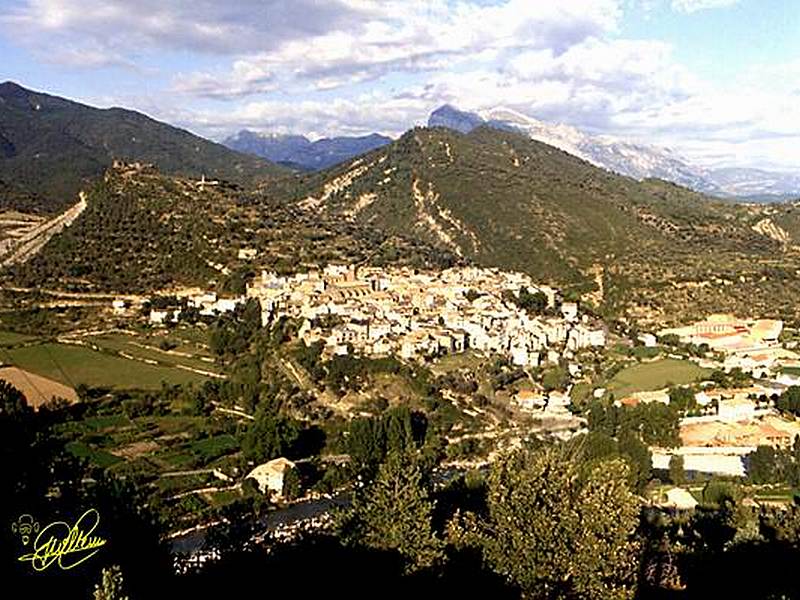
(0, 81, 284, 212)
(427, 104, 800, 200)
(295, 125, 800, 322)
(223, 130, 392, 171)
(5, 81, 800, 322)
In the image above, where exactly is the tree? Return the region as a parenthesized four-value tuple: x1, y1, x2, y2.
(282, 466, 302, 500)
(346, 417, 386, 476)
(778, 386, 800, 416)
(659, 334, 680, 347)
(465, 288, 481, 302)
(581, 431, 618, 462)
(384, 406, 416, 454)
(587, 401, 616, 437)
(701, 479, 741, 508)
(668, 454, 685, 486)
(450, 445, 640, 599)
(747, 445, 787, 484)
(668, 387, 695, 412)
(339, 451, 444, 573)
(94, 565, 130, 600)
(618, 431, 652, 493)
(542, 365, 569, 392)
(628, 403, 680, 448)
(517, 288, 548, 315)
(346, 408, 427, 477)
(241, 406, 300, 463)
(0, 380, 30, 420)
(760, 504, 800, 544)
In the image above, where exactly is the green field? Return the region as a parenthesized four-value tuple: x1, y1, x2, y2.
(430, 349, 485, 374)
(3, 342, 208, 390)
(66, 440, 123, 468)
(0, 329, 38, 346)
(606, 358, 711, 398)
(87, 333, 222, 376)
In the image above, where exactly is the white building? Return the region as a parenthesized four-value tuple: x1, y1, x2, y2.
(245, 457, 296, 497)
(112, 299, 127, 315)
(661, 487, 698, 510)
(638, 333, 658, 348)
(149, 309, 179, 325)
(561, 302, 578, 322)
(718, 397, 757, 423)
(514, 389, 547, 411)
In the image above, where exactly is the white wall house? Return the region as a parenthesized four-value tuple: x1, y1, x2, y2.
(245, 457, 296, 498)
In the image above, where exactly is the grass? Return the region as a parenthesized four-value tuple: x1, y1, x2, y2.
(155, 473, 213, 493)
(204, 488, 242, 508)
(570, 381, 593, 405)
(143, 415, 205, 436)
(606, 358, 711, 398)
(83, 414, 131, 430)
(154, 449, 197, 470)
(631, 346, 663, 360)
(53, 403, 242, 531)
(749, 485, 796, 502)
(2, 342, 209, 390)
(66, 440, 123, 468)
(87, 332, 222, 375)
(0, 329, 37, 346)
(430, 350, 485, 374)
(189, 434, 239, 461)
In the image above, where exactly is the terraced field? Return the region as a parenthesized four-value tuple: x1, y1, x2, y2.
(1, 339, 209, 390)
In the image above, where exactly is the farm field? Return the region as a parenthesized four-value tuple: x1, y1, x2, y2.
(0, 365, 79, 407)
(55, 409, 246, 530)
(83, 332, 222, 376)
(2, 341, 209, 390)
(0, 329, 38, 346)
(606, 358, 711, 398)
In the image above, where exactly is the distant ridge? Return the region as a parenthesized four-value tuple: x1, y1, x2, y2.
(0, 81, 286, 212)
(224, 130, 392, 171)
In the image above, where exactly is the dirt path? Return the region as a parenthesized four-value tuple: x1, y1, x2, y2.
(214, 405, 255, 420)
(1, 192, 87, 267)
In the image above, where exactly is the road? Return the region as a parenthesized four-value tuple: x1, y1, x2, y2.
(0, 192, 87, 267)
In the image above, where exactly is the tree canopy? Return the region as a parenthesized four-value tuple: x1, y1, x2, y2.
(449, 444, 641, 599)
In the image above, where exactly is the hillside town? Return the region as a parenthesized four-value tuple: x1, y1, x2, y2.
(246, 264, 606, 367)
(138, 265, 800, 483)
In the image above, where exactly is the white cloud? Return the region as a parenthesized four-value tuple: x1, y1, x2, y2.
(1, 0, 364, 58)
(670, 0, 740, 14)
(3, 0, 798, 171)
(161, 93, 431, 141)
(2, 0, 622, 90)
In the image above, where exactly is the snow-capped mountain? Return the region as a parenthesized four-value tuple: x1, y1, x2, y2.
(429, 104, 719, 193)
(481, 107, 720, 193)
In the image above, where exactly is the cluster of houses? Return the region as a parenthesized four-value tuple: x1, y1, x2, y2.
(658, 313, 797, 378)
(246, 264, 607, 367)
(617, 381, 787, 416)
(612, 313, 800, 478)
(147, 292, 245, 325)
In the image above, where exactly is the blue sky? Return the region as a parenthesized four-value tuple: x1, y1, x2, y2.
(1, 0, 798, 171)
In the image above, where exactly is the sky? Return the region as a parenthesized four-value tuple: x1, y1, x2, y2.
(1, 0, 799, 171)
